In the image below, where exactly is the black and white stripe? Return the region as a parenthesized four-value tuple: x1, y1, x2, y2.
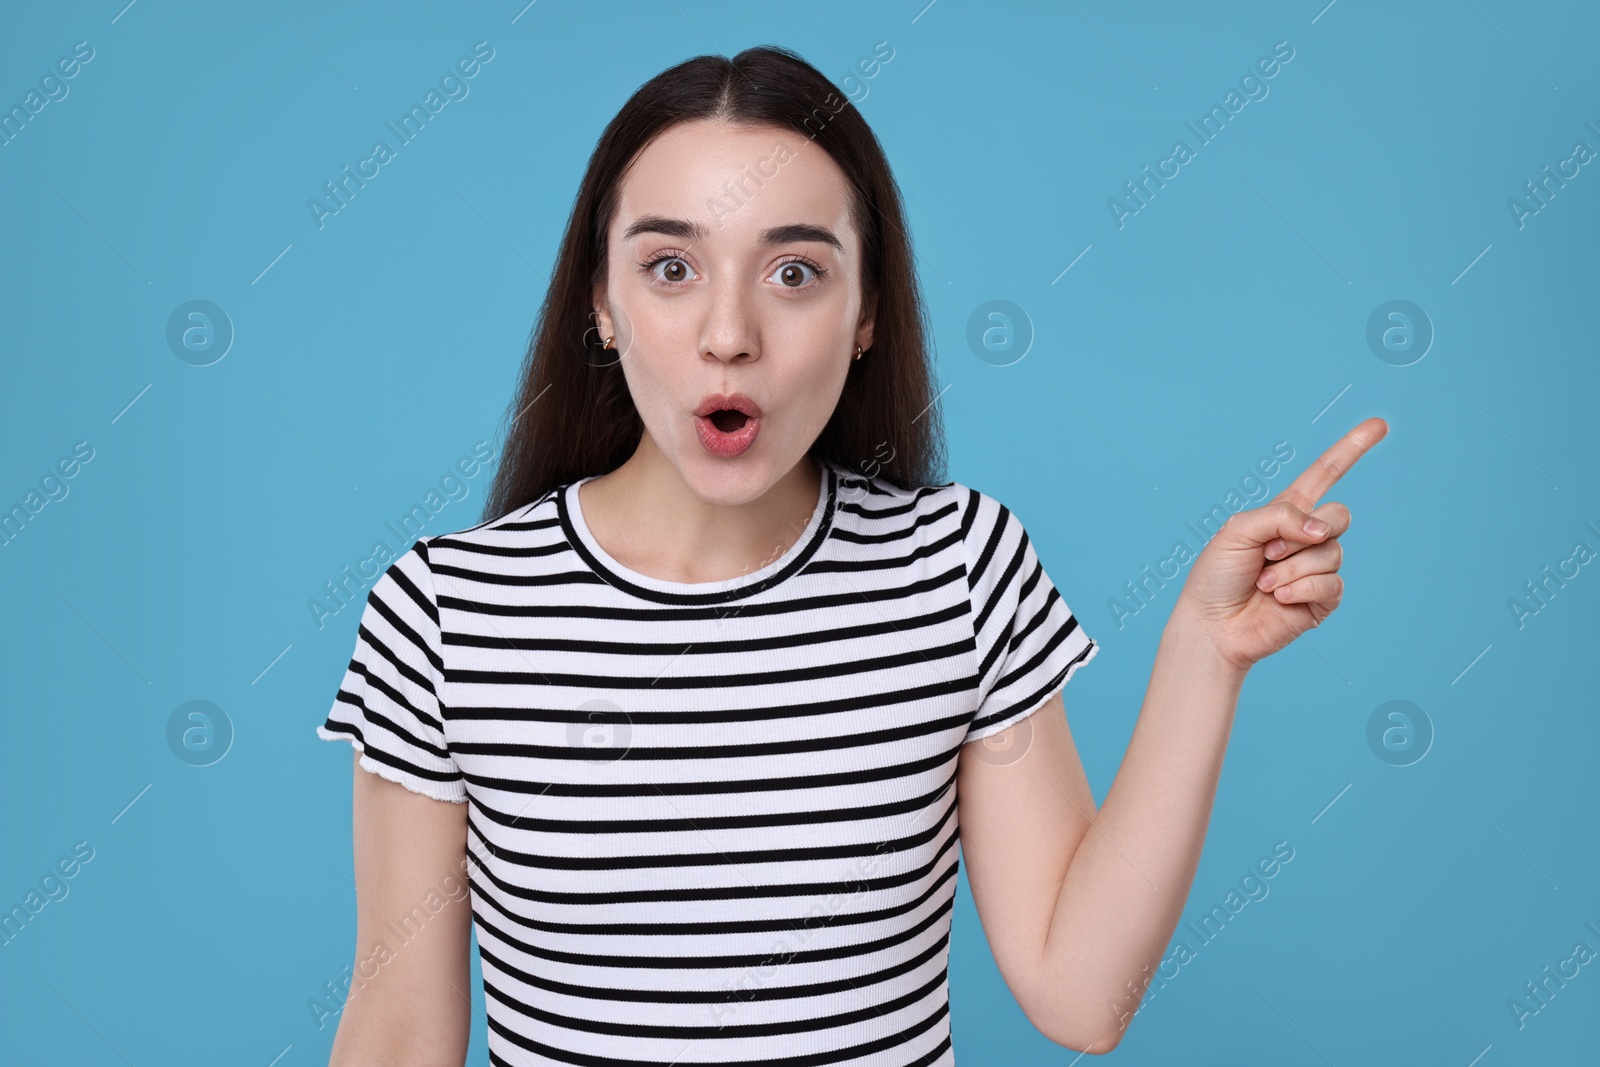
(319, 458, 1097, 1066)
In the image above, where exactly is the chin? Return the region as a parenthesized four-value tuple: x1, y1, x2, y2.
(671, 446, 790, 504)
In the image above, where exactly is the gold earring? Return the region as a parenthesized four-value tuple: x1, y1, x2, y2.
(854, 345, 863, 361)
(603, 336, 615, 350)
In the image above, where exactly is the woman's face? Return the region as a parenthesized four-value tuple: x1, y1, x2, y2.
(594, 118, 874, 504)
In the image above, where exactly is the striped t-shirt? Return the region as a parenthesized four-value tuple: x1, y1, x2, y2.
(317, 456, 1098, 1066)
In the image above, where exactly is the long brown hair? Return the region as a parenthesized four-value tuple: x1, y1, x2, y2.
(480, 44, 945, 522)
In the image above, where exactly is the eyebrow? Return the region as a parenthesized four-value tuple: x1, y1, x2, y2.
(621, 215, 842, 252)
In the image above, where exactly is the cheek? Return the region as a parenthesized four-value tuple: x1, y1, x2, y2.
(778, 349, 851, 425)
(617, 349, 676, 422)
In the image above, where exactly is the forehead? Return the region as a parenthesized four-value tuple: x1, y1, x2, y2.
(612, 119, 857, 248)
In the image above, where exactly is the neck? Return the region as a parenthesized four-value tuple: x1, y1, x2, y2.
(578, 440, 824, 585)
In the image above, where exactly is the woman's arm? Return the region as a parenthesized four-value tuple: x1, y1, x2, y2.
(957, 614, 1244, 1052)
(327, 753, 474, 1067)
(957, 417, 1387, 1052)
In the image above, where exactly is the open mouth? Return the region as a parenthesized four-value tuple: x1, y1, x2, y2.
(693, 393, 761, 457)
(706, 409, 750, 433)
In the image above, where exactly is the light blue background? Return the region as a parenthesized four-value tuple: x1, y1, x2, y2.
(3, 1, 1597, 1063)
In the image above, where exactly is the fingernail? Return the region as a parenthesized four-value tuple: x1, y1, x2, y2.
(1303, 517, 1329, 536)
(1258, 570, 1276, 590)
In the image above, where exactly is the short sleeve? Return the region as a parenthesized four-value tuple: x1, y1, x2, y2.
(959, 488, 1098, 744)
(316, 539, 467, 802)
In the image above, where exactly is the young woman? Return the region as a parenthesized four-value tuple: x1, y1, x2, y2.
(317, 45, 1385, 1066)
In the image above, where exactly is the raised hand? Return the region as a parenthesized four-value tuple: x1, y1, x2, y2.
(1174, 417, 1389, 674)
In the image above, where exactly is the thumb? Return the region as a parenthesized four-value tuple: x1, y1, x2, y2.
(1216, 500, 1331, 559)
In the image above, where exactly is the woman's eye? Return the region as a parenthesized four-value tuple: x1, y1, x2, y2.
(769, 261, 820, 288)
(644, 256, 821, 288)
(650, 257, 696, 284)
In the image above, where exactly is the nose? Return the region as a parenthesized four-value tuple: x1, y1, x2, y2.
(698, 274, 758, 365)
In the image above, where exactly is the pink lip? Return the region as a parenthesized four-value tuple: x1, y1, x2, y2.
(693, 393, 762, 458)
(693, 392, 763, 418)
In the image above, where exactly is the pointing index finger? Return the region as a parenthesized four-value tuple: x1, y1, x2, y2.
(1274, 416, 1389, 511)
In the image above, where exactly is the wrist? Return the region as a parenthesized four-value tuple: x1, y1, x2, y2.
(1164, 602, 1251, 688)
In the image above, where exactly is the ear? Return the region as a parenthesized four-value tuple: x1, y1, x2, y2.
(856, 291, 878, 353)
(590, 281, 612, 342)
